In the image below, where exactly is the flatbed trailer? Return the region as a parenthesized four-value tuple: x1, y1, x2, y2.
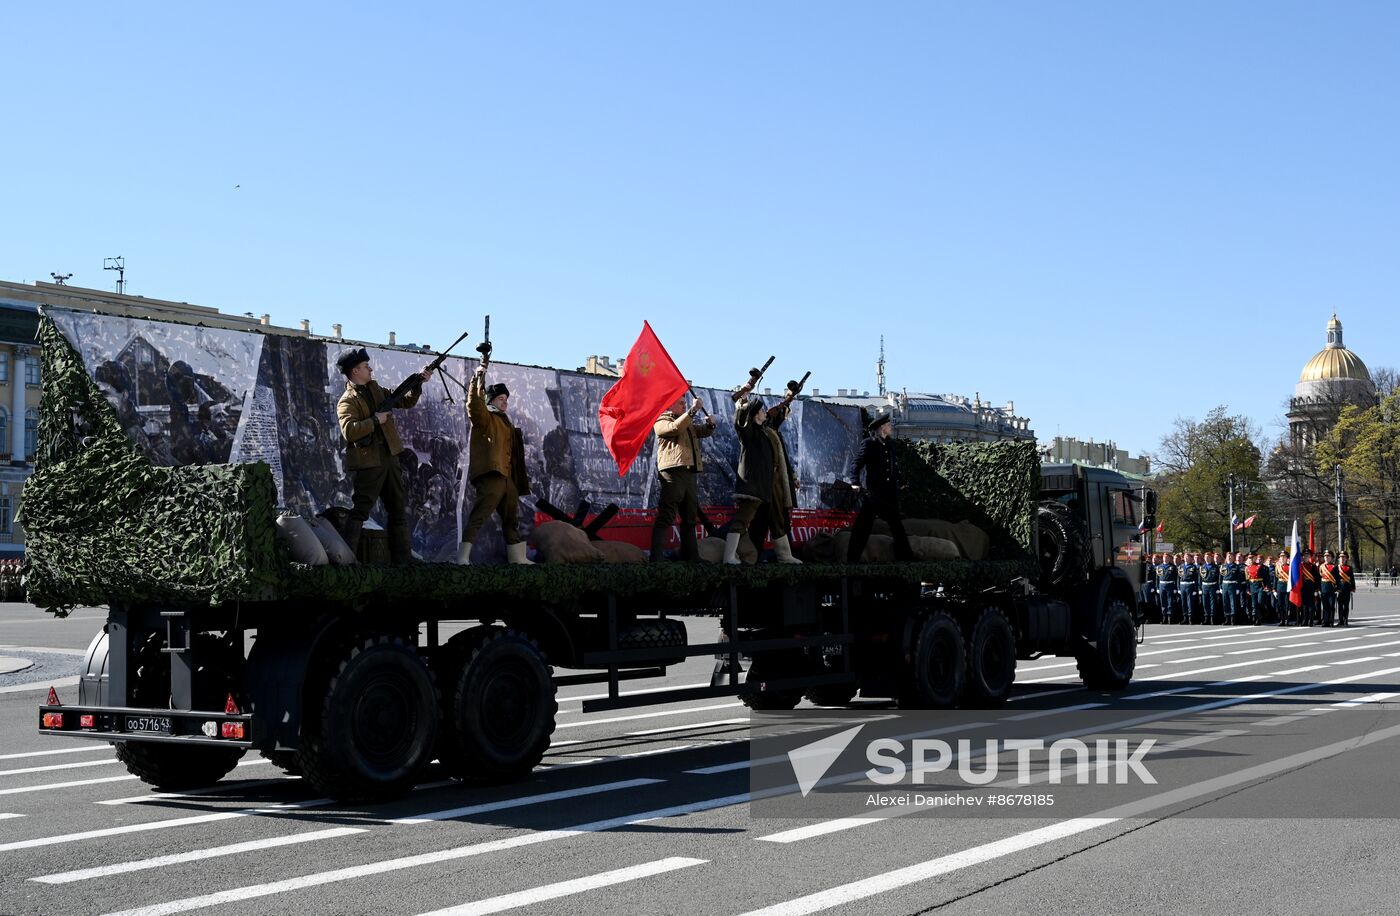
(26, 308, 1149, 801)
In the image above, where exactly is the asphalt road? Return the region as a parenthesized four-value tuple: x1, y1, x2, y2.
(3, 590, 1400, 916)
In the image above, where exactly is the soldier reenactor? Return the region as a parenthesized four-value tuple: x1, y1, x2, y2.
(1337, 552, 1356, 626)
(844, 411, 914, 564)
(334, 348, 434, 564)
(460, 364, 534, 565)
(1200, 551, 1221, 625)
(1275, 549, 1293, 626)
(747, 388, 804, 563)
(649, 395, 715, 562)
(1245, 553, 1265, 626)
(1178, 552, 1200, 625)
(1144, 554, 1159, 619)
(728, 394, 804, 565)
(1319, 550, 1339, 627)
(1156, 554, 1179, 623)
(1260, 553, 1276, 623)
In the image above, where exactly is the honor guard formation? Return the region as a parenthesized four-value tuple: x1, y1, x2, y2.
(1144, 548, 1356, 627)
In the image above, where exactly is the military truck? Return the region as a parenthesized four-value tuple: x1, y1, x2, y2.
(28, 306, 1152, 801)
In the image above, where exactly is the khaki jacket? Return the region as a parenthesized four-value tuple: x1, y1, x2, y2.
(654, 410, 714, 473)
(468, 373, 528, 490)
(337, 379, 420, 470)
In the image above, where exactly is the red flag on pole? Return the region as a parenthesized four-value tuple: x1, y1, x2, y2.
(598, 322, 691, 477)
(1308, 518, 1315, 554)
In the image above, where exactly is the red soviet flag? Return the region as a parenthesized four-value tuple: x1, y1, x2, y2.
(598, 322, 690, 476)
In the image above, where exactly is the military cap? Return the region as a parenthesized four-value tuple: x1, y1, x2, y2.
(336, 347, 370, 375)
(486, 382, 510, 401)
(867, 411, 893, 433)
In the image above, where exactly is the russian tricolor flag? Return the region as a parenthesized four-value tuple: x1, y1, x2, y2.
(1288, 519, 1304, 608)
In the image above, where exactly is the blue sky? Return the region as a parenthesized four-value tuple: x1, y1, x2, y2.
(3, 2, 1396, 457)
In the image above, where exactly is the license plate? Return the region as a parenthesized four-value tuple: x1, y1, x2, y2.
(124, 715, 173, 734)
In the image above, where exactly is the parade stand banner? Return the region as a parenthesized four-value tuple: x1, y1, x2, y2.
(45, 308, 869, 562)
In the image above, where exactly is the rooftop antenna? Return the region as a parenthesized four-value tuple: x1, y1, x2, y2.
(876, 335, 887, 397)
(103, 256, 126, 294)
(50, 273, 72, 285)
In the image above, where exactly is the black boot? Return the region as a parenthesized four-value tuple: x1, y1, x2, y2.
(389, 525, 417, 565)
(649, 525, 670, 563)
(342, 517, 364, 561)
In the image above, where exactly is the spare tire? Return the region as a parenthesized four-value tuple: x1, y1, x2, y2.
(1038, 500, 1089, 589)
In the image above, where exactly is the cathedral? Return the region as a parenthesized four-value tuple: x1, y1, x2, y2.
(1287, 314, 1376, 448)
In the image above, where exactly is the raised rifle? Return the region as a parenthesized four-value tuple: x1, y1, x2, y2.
(476, 315, 493, 372)
(731, 355, 775, 401)
(784, 371, 811, 401)
(378, 330, 470, 411)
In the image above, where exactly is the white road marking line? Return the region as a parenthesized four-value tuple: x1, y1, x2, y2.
(627, 717, 749, 736)
(1326, 636, 1365, 642)
(98, 793, 753, 916)
(555, 681, 714, 704)
(1006, 687, 1080, 703)
(99, 777, 300, 805)
(535, 759, 603, 769)
(735, 717, 1400, 915)
(0, 757, 122, 778)
(1270, 665, 1328, 675)
(0, 774, 138, 796)
(1280, 642, 1318, 647)
(620, 744, 699, 758)
(391, 779, 663, 824)
(0, 813, 24, 820)
(552, 702, 743, 730)
(0, 746, 113, 762)
(412, 856, 708, 916)
(30, 827, 367, 884)
(1161, 655, 1221, 664)
(547, 739, 586, 748)
(1004, 702, 1108, 722)
(686, 722, 988, 776)
(0, 797, 333, 853)
(1227, 648, 1273, 655)
(1329, 656, 1383, 665)
(1142, 638, 1400, 681)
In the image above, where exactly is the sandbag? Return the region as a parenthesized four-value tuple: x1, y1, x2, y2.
(695, 534, 758, 565)
(908, 535, 960, 561)
(275, 515, 329, 566)
(531, 521, 604, 564)
(594, 539, 648, 564)
(872, 518, 990, 561)
(798, 531, 841, 563)
(307, 516, 357, 565)
(833, 531, 894, 563)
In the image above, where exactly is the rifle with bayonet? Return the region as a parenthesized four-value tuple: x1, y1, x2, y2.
(378, 330, 470, 411)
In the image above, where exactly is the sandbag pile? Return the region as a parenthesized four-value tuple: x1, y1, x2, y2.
(531, 521, 605, 564)
(798, 518, 987, 563)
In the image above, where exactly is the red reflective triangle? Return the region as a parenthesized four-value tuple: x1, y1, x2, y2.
(224, 693, 240, 715)
(46, 686, 60, 706)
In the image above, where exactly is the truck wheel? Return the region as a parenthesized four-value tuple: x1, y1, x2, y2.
(116, 742, 245, 790)
(617, 619, 688, 666)
(804, 685, 858, 707)
(1038, 501, 1088, 589)
(260, 750, 302, 775)
(963, 607, 1017, 707)
(446, 629, 557, 782)
(297, 635, 438, 802)
(741, 656, 805, 710)
(900, 612, 966, 709)
(1077, 600, 1137, 690)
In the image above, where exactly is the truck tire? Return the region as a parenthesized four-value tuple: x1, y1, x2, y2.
(899, 612, 966, 709)
(445, 629, 557, 782)
(1077, 600, 1137, 690)
(741, 656, 805, 710)
(1038, 500, 1088, 589)
(260, 750, 302, 775)
(116, 742, 245, 790)
(297, 635, 438, 802)
(804, 685, 858, 707)
(963, 606, 1016, 707)
(617, 619, 688, 666)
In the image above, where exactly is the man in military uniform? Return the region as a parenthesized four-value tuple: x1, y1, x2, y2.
(1156, 554, 1179, 623)
(650, 395, 715, 562)
(459, 364, 533, 565)
(1300, 550, 1320, 625)
(335, 347, 433, 564)
(1275, 549, 1293, 625)
(1200, 551, 1221, 625)
(1260, 553, 1277, 623)
(1144, 553, 1160, 620)
(845, 411, 914, 564)
(1245, 553, 1265, 626)
(1337, 552, 1356, 626)
(1318, 550, 1339, 627)
(1178, 552, 1200, 625)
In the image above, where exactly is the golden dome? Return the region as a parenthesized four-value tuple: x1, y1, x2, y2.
(1298, 313, 1371, 383)
(1299, 347, 1371, 382)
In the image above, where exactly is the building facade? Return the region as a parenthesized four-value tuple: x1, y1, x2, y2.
(810, 389, 1034, 444)
(1039, 435, 1151, 477)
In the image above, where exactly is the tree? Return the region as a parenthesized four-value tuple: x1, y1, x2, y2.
(1154, 407, 1272, 551)
(1314, 387, 1400, 569)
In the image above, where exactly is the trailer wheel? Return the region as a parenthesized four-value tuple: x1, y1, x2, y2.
(297, 635, 438, 801)
(1038, 500, 1089, 589)
(447, 629, 557, 782)
(260, 750, 302, 775)
(900, 612, 966, 709)
(741, 656, 805, 710)
(963, 607, 1016, 707)
(116, 742, 246, 790)
(1077, 600, 1137, 690)
(617, 619, 688, 666)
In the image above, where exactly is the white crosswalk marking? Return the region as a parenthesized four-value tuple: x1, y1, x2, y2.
(389, 778, 662, 824)
(0, 746, 113, 761)
(412, 857, 708, 916)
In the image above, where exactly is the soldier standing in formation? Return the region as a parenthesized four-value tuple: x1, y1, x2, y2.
(1337, 552, 1356, 626)
(649, 395, 715, 562)
(1156, 554, 1179, 623)
(1319, 550, 1339, 626)
(459, 364, 534, 565)
(845, 411, 915, 564)
(1178, 553, 1200, 625)
(1200, 552, 1221, 625)
(1274, 549, 1293, 625)
(1299, 550, 1320, 624)
(1218, 552, 1238, 625)
(1245, 553, 1265, 626)
(1143, 554, 1159, 616)
(335, 348, 433, 564)
(1260, 552, 1277, 622)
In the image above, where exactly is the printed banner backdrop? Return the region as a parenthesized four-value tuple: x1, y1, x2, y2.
(50, 309, 866, 562)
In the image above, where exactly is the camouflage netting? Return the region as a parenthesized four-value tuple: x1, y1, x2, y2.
(22, 317, 284, 615)
(23, 314, 1039, 616)
(280, 557, 1039, 606)
(897, 439, 1039, 558)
